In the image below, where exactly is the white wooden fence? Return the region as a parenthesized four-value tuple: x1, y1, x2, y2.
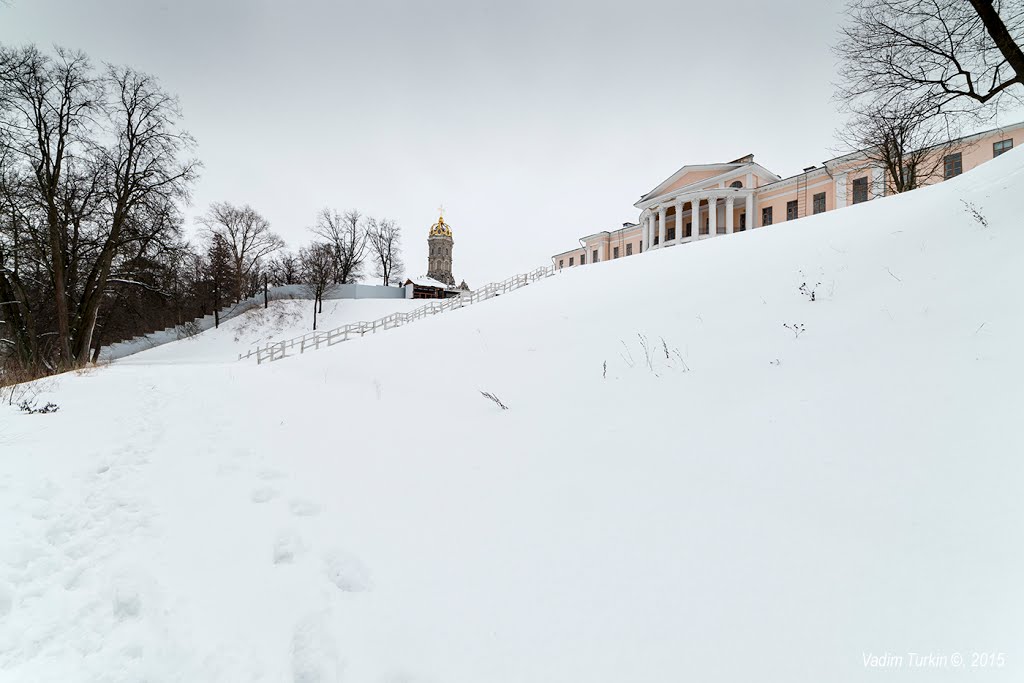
(239, 265, 556, 364)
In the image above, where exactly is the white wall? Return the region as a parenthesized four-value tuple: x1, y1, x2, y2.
(99, 283, 406, 361)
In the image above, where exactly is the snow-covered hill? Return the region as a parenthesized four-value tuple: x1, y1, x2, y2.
(2, 149, 1023, 682)
(116, 298, 424, 364)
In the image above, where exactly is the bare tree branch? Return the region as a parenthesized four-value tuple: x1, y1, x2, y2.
(311, 207, 367, 284)
(366, 217, 404, 286)
(836, 0, 1024, 118)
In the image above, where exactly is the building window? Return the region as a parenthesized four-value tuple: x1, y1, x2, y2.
(667, 226, 676, 241)
(592, 249, 598, 263)
(739, 213, 746, 230)
(685, 222, 692, 238)
(626, 243, 633, 256)
(944, 152, 962, 179)
(653, 232, 659, 245)
(900, 164, 913, 187)
(569, 256, 574, 266)
(580, 253, 586, 265)
(730, 180, 743, 188)
(813, 192, 826, 214)
(762, 206, 773, 226)
(558, 259, 564, 268)
(613, 246, 620, 259)
(852, 176, 869, 204)
(994, 139, 1013, 157)
(786, 200, 799, 221)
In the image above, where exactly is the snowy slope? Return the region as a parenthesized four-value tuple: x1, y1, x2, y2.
(2, 149, 1023, 682)
(116, 298, 423, 364)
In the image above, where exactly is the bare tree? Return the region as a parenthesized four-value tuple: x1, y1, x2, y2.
(0, 45, 198, 368)
(366, 217, 404, 286)
(299, 242, 334, 330)
(267, 251, 300, 285)
(199, 202, 283, 302)
(838, 99, 964, 194)
(0, 46, 98, 368)
(311, 208, 367, 284)
(72, 65, 199, 363)
(836, 0, 1024, 117)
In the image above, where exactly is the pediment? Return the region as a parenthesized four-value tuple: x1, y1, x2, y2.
(660, 169, 730, 195)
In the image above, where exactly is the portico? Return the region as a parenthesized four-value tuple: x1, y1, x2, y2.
(638, 187, 757, 251)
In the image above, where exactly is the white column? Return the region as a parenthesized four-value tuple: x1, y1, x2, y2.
(836, 174, 848, 209)
(657, 205, 666, 247)
(642, 213, 651, 251)
(707, 196, 717, 237)
(691, 198, 701, 239)
(673, 200, 682, 242)
(745, 192, 754, 230)
(871, 166, 885, 198)
(725, 196, 735, 234)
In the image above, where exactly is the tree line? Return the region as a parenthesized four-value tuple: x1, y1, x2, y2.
(0, 44, 404, 380)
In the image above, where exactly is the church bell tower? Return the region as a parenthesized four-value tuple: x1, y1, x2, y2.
(427, 210, 456, 287)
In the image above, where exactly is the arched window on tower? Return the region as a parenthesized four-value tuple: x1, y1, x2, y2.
(730, 180, 743, 188)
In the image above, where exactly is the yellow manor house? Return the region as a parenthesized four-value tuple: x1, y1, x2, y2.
(552, 122, 1024, 268)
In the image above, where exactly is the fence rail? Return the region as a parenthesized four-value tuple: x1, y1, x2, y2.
(239, 265, 556, 364)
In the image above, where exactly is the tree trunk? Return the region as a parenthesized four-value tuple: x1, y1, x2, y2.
(233, 258, 244, 302)
(73, 308, 100, 366)
(967, 0, 1024, 83)
(70, 205, 129, 365)
(46, 206, 73, 368)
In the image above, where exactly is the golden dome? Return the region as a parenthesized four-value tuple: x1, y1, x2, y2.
(429, 213, 453, 238)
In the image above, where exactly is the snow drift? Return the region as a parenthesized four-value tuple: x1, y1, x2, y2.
(2, 149, 1023, 682)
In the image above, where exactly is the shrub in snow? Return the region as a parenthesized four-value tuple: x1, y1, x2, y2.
(17, 400, 59, 414)
(783, 323, 806, 339)
(799, 281, 820, 302)
(961, 199, 989, 228)
(613, 334, 688, 379)
(480, 390, 509, 410)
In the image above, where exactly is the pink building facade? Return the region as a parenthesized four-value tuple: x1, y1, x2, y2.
(552, 123, 1023, 269)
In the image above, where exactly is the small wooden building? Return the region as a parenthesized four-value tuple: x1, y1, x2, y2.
(404, 276, 455, 299)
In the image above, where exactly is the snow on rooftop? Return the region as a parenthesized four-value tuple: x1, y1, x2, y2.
(405, 275, 453, 289)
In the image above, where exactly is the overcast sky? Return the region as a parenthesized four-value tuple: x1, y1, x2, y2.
(3, 0, 1022, 286)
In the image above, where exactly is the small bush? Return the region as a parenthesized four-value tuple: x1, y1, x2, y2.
(480, 390, 508, 411)
(783, 322, 806, 339)
(613, 333, 689, 378)
(1, 364, 56, 406)
(799, 281, 820, 302)
(961, 199, 988, 228)
(18, 399, 60, 414)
